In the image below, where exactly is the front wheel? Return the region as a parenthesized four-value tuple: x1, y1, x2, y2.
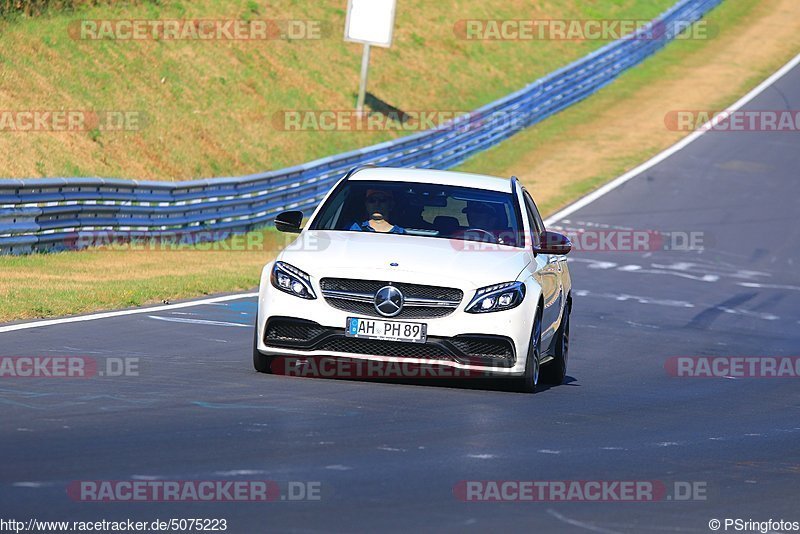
(512, 309, 542, 394)
(253, 320, 274, 374)
(541, 302, 570, 385)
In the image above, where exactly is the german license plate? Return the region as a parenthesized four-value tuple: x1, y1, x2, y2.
(346, 317, 427, 344)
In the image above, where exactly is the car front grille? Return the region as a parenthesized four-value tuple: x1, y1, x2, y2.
(450, 337, 515, 363)
(264, 317, 328, 345)
(320, 279, 463, 301)
(319, 278, 463, 319)
(322, 298, 455, 319)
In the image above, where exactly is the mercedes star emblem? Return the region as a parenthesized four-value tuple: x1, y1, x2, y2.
(374, 285, 404, 317)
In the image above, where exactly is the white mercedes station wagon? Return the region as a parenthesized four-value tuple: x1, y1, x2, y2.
(253, 166, 572, 393)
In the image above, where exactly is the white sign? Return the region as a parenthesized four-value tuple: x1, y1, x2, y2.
(344, 0, 396, 48)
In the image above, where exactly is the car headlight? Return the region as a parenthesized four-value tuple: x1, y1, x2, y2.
(271, 261, 316, 299)
(465, 281, 525, 313)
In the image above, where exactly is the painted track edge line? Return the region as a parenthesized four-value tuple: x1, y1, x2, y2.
(0, 292, 258, 333)
(543, 52, 800, 227)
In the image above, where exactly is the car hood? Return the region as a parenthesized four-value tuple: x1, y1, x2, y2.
(278, 230, 531, 289)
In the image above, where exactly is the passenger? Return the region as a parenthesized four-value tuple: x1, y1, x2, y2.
(350, 189, 406, 234)
(462, 201, 498, 232)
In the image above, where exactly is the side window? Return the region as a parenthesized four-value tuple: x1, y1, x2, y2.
(311, 184, 350, 230)
(528, 194, 546, 234)
(521, 189, 542, 248)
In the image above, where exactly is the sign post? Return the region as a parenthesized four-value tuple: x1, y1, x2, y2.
(356, 44, 371, 113)
(344, 0, 397, 113)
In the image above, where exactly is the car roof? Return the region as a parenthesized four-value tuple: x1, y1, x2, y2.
(349, 166, 512, 193)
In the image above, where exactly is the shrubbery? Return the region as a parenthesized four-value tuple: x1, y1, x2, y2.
(0, 0, 152, 18)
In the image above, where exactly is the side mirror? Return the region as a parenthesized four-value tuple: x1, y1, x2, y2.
(535, 231, 572, 255)
(274, 210, 303, 234)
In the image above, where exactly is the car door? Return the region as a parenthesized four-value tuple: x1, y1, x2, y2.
(521, 188, 562, 345)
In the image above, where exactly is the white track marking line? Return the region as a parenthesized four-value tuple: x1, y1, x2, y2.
(147, 316, 250, 328)
(3, 55, 799, 333)
(0, 293, 257, 333)
(544, 53, 800, 227)
(546, 509, 624, 534)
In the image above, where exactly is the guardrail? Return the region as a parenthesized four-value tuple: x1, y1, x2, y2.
(0, 0, 723, 254)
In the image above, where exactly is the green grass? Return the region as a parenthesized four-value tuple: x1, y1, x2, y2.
(0, 0, 675, 180)
(0, 227, 286, 320)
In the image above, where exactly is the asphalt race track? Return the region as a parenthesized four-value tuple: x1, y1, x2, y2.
(2, 63, 799, 533)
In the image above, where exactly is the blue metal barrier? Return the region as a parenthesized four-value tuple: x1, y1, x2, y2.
(0, 0, 723, 254)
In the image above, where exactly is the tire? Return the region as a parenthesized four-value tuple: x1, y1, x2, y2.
(512, 308, 542, 394)
(541, 301, 570, 386)
(252, 319, 274, 374)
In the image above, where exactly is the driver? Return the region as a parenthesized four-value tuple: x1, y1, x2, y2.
(350, 189, 406, 234)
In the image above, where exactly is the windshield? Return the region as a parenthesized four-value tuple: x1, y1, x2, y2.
(309, 180, 523, 247)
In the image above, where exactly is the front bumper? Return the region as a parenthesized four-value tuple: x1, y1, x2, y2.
(262, 316, 516, 368)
